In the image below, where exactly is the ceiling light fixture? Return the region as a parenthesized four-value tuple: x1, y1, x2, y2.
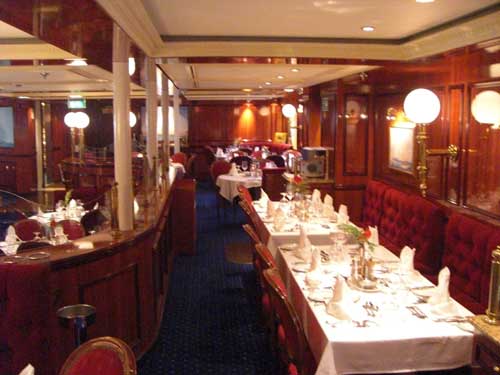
(18, 96, 30, 99)
(242, 88, 252, 92)
(291, 68, 300, 73)
(277, 75, 285, 79)
(265, 82, 272, 86)
(362, 26, 375, 32)
(69, 94, 83, 99)
(66, 59, 88, 66)
(284, 88, 294, 93)
(416, 0, 434, 3)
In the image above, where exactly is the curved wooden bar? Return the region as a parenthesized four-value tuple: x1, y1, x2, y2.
(2, 170, 195, 375)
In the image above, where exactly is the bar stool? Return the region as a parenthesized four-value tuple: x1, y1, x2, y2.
(57, 304, 96, 347)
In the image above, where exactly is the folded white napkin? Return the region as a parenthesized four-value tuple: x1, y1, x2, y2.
(18, 364, 34, 375)
(337, 213, 349, 225)
(368, 226, 379, 245)
(298, 224, 308, 249)
(312, 189, 321, 203)
(258, 189, 269, 205)
(305, 247, 323, 287)
(338, 204, 348, 217)
(229, 163, 239, 176)
(69, 199, 77, 208)
(428, 266, 451, 306)
(400, 246, 416, 273)
(273, 208, 286, 232)
(323, 194, 333, 207)
(6, 226, 19, 245)
(326, 277, 350, 320)
(266, 200, 276, 218)
(93, 202, 99, 210)
(216, 147, 224, 156)
(296, 225, 311, 262)
(322, 204, 336, 219)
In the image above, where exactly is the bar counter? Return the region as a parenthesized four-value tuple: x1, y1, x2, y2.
(2, 168, 196, 375)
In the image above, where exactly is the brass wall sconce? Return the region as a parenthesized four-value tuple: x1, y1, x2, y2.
(404, 89, 458, 197)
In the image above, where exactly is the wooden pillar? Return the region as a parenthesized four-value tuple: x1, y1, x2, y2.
(145, 57, 158, 184)
(112, 23, 134, 231)
(173, 86, 181, 153)
(161, 74, 170, 167)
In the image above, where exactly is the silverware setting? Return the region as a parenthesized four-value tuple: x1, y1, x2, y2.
(362, 301, 379, 317)
(406, 305, 427, 319)
(432, 316, 472, 323)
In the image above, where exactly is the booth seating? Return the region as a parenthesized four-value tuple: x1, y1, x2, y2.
(359, 180, 500, 314)
(0, 262, 51, 375)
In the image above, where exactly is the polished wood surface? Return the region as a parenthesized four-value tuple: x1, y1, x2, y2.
(0, 173, 195, 374)
(188, 101, 286, 146)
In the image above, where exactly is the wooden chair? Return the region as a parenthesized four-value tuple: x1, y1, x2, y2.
(13, 219, 44, 241)
(59, 336, 137, 375)
(58, 219, 86, 240)
(266, 155, 286, 168)
(262, 268, 317, 375)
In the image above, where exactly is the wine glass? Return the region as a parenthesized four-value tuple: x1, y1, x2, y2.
(285, 183, 295, 201)
(241, 160, 248, 172)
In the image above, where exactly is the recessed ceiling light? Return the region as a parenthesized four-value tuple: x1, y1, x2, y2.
(284, 88, 294, 93)
(416, 0, 434, 3)
(258, 85, 263, 89)
(362, 26, 375, 32)
(69, 94, 83, 98)
(277, 75, 285, 79)
(291, 68, 300, 73)
(264, 81, 272, 85)
(242, 88, 252, 92)
(66, 59, 88, 66)
(18, 96, 30, 99)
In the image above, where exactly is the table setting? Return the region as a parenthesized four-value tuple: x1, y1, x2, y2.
(272, 218, 474, 375)
(216, 162, 262, 201)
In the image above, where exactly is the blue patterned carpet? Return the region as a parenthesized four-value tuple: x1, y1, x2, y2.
(138, 182, 279, 375)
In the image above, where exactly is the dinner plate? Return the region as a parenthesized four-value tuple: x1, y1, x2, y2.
(279, 243, 298, 252)
(27, 252, 50, 260)
(292, 262, 310, 273)
(308, 289, 332, 302)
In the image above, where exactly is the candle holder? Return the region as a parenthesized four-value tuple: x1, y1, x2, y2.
(485, 246, 500, 325)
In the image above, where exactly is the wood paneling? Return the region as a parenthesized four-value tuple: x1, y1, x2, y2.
(343, 94, 369, 176)
(188, 101, 285, 146)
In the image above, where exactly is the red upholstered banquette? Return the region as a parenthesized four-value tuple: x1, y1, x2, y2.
(0, 262, 51, 375)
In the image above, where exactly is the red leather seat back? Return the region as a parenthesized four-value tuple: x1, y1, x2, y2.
(0, 262, 50, 375)
(361, 180, 389, 227)
(379, 188, 407, 254)
(444, 213, 495, 313)
(171, 152, 188, 167)
(58, 220, 86, 240)
(65, 348, 123, 375)
(398, 195, 446, 275)
(13, 219, 44, 241)
(210, 160, 231, 182)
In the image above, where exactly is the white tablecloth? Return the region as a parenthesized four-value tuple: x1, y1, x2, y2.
(216, 174, 262, 201)
(253, 201, 474, 375)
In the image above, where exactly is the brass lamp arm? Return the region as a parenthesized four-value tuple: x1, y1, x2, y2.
(426, 144, 459, 161)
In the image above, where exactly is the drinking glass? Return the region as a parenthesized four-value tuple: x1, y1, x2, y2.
(241, 160, 248, 172)
(285, 183, 295, 201)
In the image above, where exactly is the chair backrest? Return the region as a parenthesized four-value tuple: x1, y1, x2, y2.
(80, 209, 108, 235)
(17, 240, 52, 252)
(237, 185, 254, 204)
(229, 155, 252, 167)
(58, 219, 86, 240)
(210, 160, 231, 182)
(13, 219, 44, 241)
(265, 155, 285, 168)
(0, 262, 51, 375)
(255, 243, 276, 270)
(262, 268, 312, 374)
(248, 208, 270, 244)
(171, 152, 188, 167)
(262, 167, 287, 201)
(242, 223, 260, 246)
(59, 336, 136, 375)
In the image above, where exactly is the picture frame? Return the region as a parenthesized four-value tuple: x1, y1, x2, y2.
(389, 125, 415, 174)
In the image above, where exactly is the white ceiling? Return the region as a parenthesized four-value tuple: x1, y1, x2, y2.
(0, 65, 144, 99)
(160, 62, 377, 97)
(144, 0, 498, 39)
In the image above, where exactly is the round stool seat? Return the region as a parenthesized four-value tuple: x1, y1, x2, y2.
(57, 304, 96, 347)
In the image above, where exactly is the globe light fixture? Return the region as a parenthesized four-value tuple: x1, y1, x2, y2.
(282, 104, 297, 118)
(73, 111, 90, 129)
(403, 88, 457, 197)
(64, 112, 77, 128)
(129, 111, 137, 127)
(471, 90, 500, 129)
(128, 57, 136, 76)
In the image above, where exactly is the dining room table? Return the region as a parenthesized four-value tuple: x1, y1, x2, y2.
(252, 198, 475, 375)
(216, 172, 262, 201)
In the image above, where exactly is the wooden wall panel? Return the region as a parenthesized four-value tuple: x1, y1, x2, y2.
(188, 101, 285, 146)
(343, 94, 369, 176)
